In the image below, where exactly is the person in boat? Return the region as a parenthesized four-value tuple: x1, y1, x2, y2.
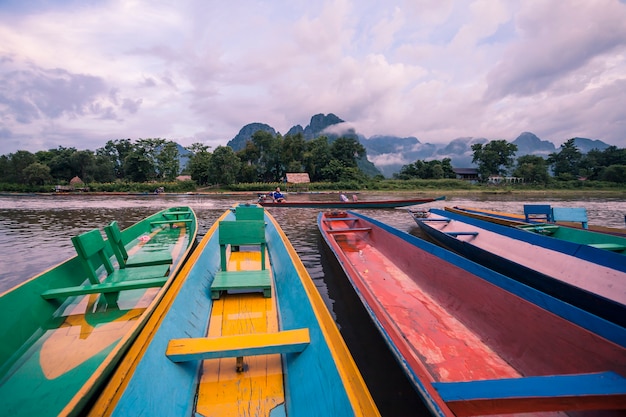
(271, 187, 285, 202)
(340, 193, 349, 202)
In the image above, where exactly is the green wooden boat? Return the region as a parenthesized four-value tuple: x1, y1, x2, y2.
(517, 223, 626, 255)
(0, 206, 197, 417)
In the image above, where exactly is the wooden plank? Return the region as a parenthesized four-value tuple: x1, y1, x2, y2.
(211, 270, 272, 299)
(445, 231, 479, 237)
(323, 217, 359, 222)
(326, 227, 372, 234)
(41, 277, 169, 299)
(434, 371, 626, 416)
(150, 219, 193, 226)
(588, 243, 626, 251)
(196, 292, 284, 415)
(166, 328, 310, 362)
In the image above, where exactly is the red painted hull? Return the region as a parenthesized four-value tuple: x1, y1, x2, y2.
(318, 211, 626, 417)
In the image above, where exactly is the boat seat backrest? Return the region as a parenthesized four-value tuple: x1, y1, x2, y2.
(71, 229, 115, 285)
(523, 204, 553, 222)
(552, 207, 588, 229)
(235, 205, 265, 221)
(104, 221, 129, 266)
(218, 220, 266, 271)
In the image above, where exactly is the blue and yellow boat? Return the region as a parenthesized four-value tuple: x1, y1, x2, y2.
(0, 206, 197, 416)
(88, 204, 379, 417)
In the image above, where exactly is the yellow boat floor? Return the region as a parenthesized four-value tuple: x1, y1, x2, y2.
(196, 250, 284, 417)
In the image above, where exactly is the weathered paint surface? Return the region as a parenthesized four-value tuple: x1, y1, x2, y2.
(90, 207, 379, 417)
(196, 251, 286, 416)
(0, 208, 196, 417)
(318, 211, 626, 417)
(415, 209, 626, 328)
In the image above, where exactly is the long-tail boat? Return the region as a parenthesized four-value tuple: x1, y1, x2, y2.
(410, 208, 626, 328)
(88, 204, 379, 417)
(445, 205, 626, 236)
(0, 206, 197, 416)
(319, 210, 626, 417)
(259, 195, 445, 209)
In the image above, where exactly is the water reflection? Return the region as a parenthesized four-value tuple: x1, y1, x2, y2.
(1, 194, 624, 416)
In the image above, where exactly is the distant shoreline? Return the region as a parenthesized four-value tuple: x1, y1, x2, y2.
(1, 189, 624, 199)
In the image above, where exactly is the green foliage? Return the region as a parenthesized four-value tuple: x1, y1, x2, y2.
(394, 158, 455, 180)
(548, 138, 583, 178)
(471, 140, 518, 179)
(513, 155, 549, 184)
(208, 146, 241, 185)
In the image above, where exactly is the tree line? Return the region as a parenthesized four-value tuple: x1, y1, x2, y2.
(2, 133, 624, 190)
(0, 131, 368, 188)
(394, 139, 626, 184)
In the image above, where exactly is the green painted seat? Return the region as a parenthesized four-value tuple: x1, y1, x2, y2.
(210, 220, 271, 299)
(105, 221, 172, 268)
(235, 205, 265, 221)
(41, 229, 170, 300)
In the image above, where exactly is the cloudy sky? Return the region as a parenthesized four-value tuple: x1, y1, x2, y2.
(1, 0, 625, 156)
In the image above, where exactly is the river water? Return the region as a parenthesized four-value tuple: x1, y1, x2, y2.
(1, 192, 624, 416)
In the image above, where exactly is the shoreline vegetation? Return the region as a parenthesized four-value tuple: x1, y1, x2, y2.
(1, 179, 624, 199)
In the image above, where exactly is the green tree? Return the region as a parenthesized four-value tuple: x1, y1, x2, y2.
(471, 140, 518, 180)
(8, 150, 38, 184)
(124, 148, 155, 182)
(207, 146, 241, 185)
(187, 143, 212, 185)
(42, 146, 78, 181)
(303, 136, 332, 182)
(97, 139, 134, 179)
(548, 139, 583, 180)
(601, 165, 626, 183)
(70, 150, 96, 182)
(252, 131, 283, 182)
(281, 133, 306, 172)
(513, 155, 549, 184)
(156, 141, 180, 181)
(23, 162, 53, 186)
(330, 137, 366, 168)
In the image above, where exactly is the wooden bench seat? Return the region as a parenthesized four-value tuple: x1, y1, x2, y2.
(42, 277, 168, 299)
(105, 221, 172, 268)
(150, 218, 193, 226)
(42, 228, 169, 300)
(323, 217, 359, 222)
(211, 270, 272, 299)
(433, 371, 626, 416)
(165, 328, 310, 362)
(588, 243, 626, 252)
(445, 231, 479, 237)
(326, 227, 372, 234)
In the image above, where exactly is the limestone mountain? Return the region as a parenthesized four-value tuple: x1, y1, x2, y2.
(224, 113, 612, 177)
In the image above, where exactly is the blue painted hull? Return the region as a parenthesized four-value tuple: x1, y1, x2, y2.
(413, 209, 626, 328)
(89, 206, 378, 416)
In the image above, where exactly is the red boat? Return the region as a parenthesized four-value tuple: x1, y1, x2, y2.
(318, 210, 626, 417)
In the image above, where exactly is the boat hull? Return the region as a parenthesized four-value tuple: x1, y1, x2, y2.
(413, 209, 626, 328)
(89, 205, 378, 417)
(260, 195, 444, 209)
(447, 205, 626, 236)
(319, 210, 626, 417)
(0, 207, 197, 417)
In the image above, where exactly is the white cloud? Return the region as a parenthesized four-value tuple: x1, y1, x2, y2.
(0, 0, 625, 156)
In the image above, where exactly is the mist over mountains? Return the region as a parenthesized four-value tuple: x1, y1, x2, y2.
(226, 113, 612, 177)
